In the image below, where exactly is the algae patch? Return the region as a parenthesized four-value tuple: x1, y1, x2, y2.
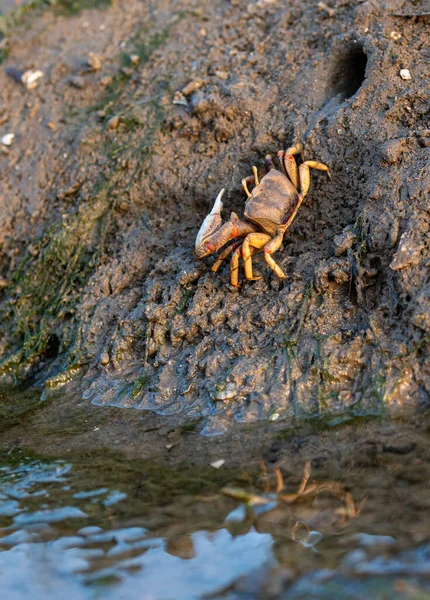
(0, 189, 114, 381)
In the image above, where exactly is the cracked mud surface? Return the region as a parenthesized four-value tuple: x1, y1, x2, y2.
(0, 0, 429, 435)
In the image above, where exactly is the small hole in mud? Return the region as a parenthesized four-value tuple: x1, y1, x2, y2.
(43, 334, 60, 359)
(328, 44, 367, 100)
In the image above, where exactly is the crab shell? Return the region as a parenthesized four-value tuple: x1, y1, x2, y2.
(243, 169, 300, 236)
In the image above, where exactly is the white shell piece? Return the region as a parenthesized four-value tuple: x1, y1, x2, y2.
(1, 133, 15, 146)
(399, 68, 411, 80)
(21, 69, 44, 90)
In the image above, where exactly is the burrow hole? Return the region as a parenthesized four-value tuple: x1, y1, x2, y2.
(43, 333, 61, 360)
(327, 43, 368, 101)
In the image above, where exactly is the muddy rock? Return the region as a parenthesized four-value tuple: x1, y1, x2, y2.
(0, 0, 428, 433)
(333, 226, 358, 257)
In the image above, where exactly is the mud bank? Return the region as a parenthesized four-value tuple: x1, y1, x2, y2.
(0, 0, 428, 432)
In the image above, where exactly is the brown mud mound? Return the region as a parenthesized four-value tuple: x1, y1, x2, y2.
(0, 0, 428, 433)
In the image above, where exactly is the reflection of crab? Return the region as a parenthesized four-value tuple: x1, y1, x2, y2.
(195, 144, 331, 287)
(223, 460, 366, 544)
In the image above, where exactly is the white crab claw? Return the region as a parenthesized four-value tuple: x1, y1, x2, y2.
(195, 188, 225, 258)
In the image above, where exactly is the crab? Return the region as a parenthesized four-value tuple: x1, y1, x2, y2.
(195, 143, 331, 287)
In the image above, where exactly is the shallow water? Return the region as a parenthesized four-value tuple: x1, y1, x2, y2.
(1, 441, 430, 599)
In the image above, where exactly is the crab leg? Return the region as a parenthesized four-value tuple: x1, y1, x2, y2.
(283, 154, 299, 189)
(229, 245, 242, 287)
(299, 161, 331, 196)
(283, 143, 303, 188)
(277, 150, 287, 176)
(211, 240, 242, 273)
(242, 179, 252, 198)
(285, 143, 304, 161)
(252, 166, 260, 186)
(242, 230, 288, 280)
(263, 229, 288, 279)
(242, 233, 272, 280)
(229, 243, 262, 286)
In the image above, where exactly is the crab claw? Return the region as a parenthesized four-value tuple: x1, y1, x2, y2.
(195, 188, 225, 258)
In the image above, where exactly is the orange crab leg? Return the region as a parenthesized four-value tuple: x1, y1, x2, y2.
(242, 233, 272, 280)
(299, 161, 331, 196)
(242, 179, 252, 198)
(277, 150, 287, 176)
(283, 154, 299, 189)
(211, 240, 242, 273)
(229, 246, 242, 287)
(285, 143, 304, 161)
(229, 243, 263, 287)
(263, 229, 288, 279)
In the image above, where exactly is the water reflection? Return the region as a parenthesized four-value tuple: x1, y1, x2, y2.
(0, 453, 430, 599)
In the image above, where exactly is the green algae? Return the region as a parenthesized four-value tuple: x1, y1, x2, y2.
(0, 187, 114, 380)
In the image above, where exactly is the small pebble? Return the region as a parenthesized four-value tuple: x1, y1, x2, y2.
(399, 68, 411, 80)
(213, 382, 236, 401)
(107, 115, 119, 130)
(87, 52, 102, 71)
(100, 75, 113, 87)
(172, 91, 188, 106)
(181, 79, 204, 96)
(214, 70, 228, 80)
(1, 133, 15, 146)
(100, 352, 110, 365)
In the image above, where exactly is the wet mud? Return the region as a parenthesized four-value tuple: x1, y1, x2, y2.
(0, 0, 429, 434)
